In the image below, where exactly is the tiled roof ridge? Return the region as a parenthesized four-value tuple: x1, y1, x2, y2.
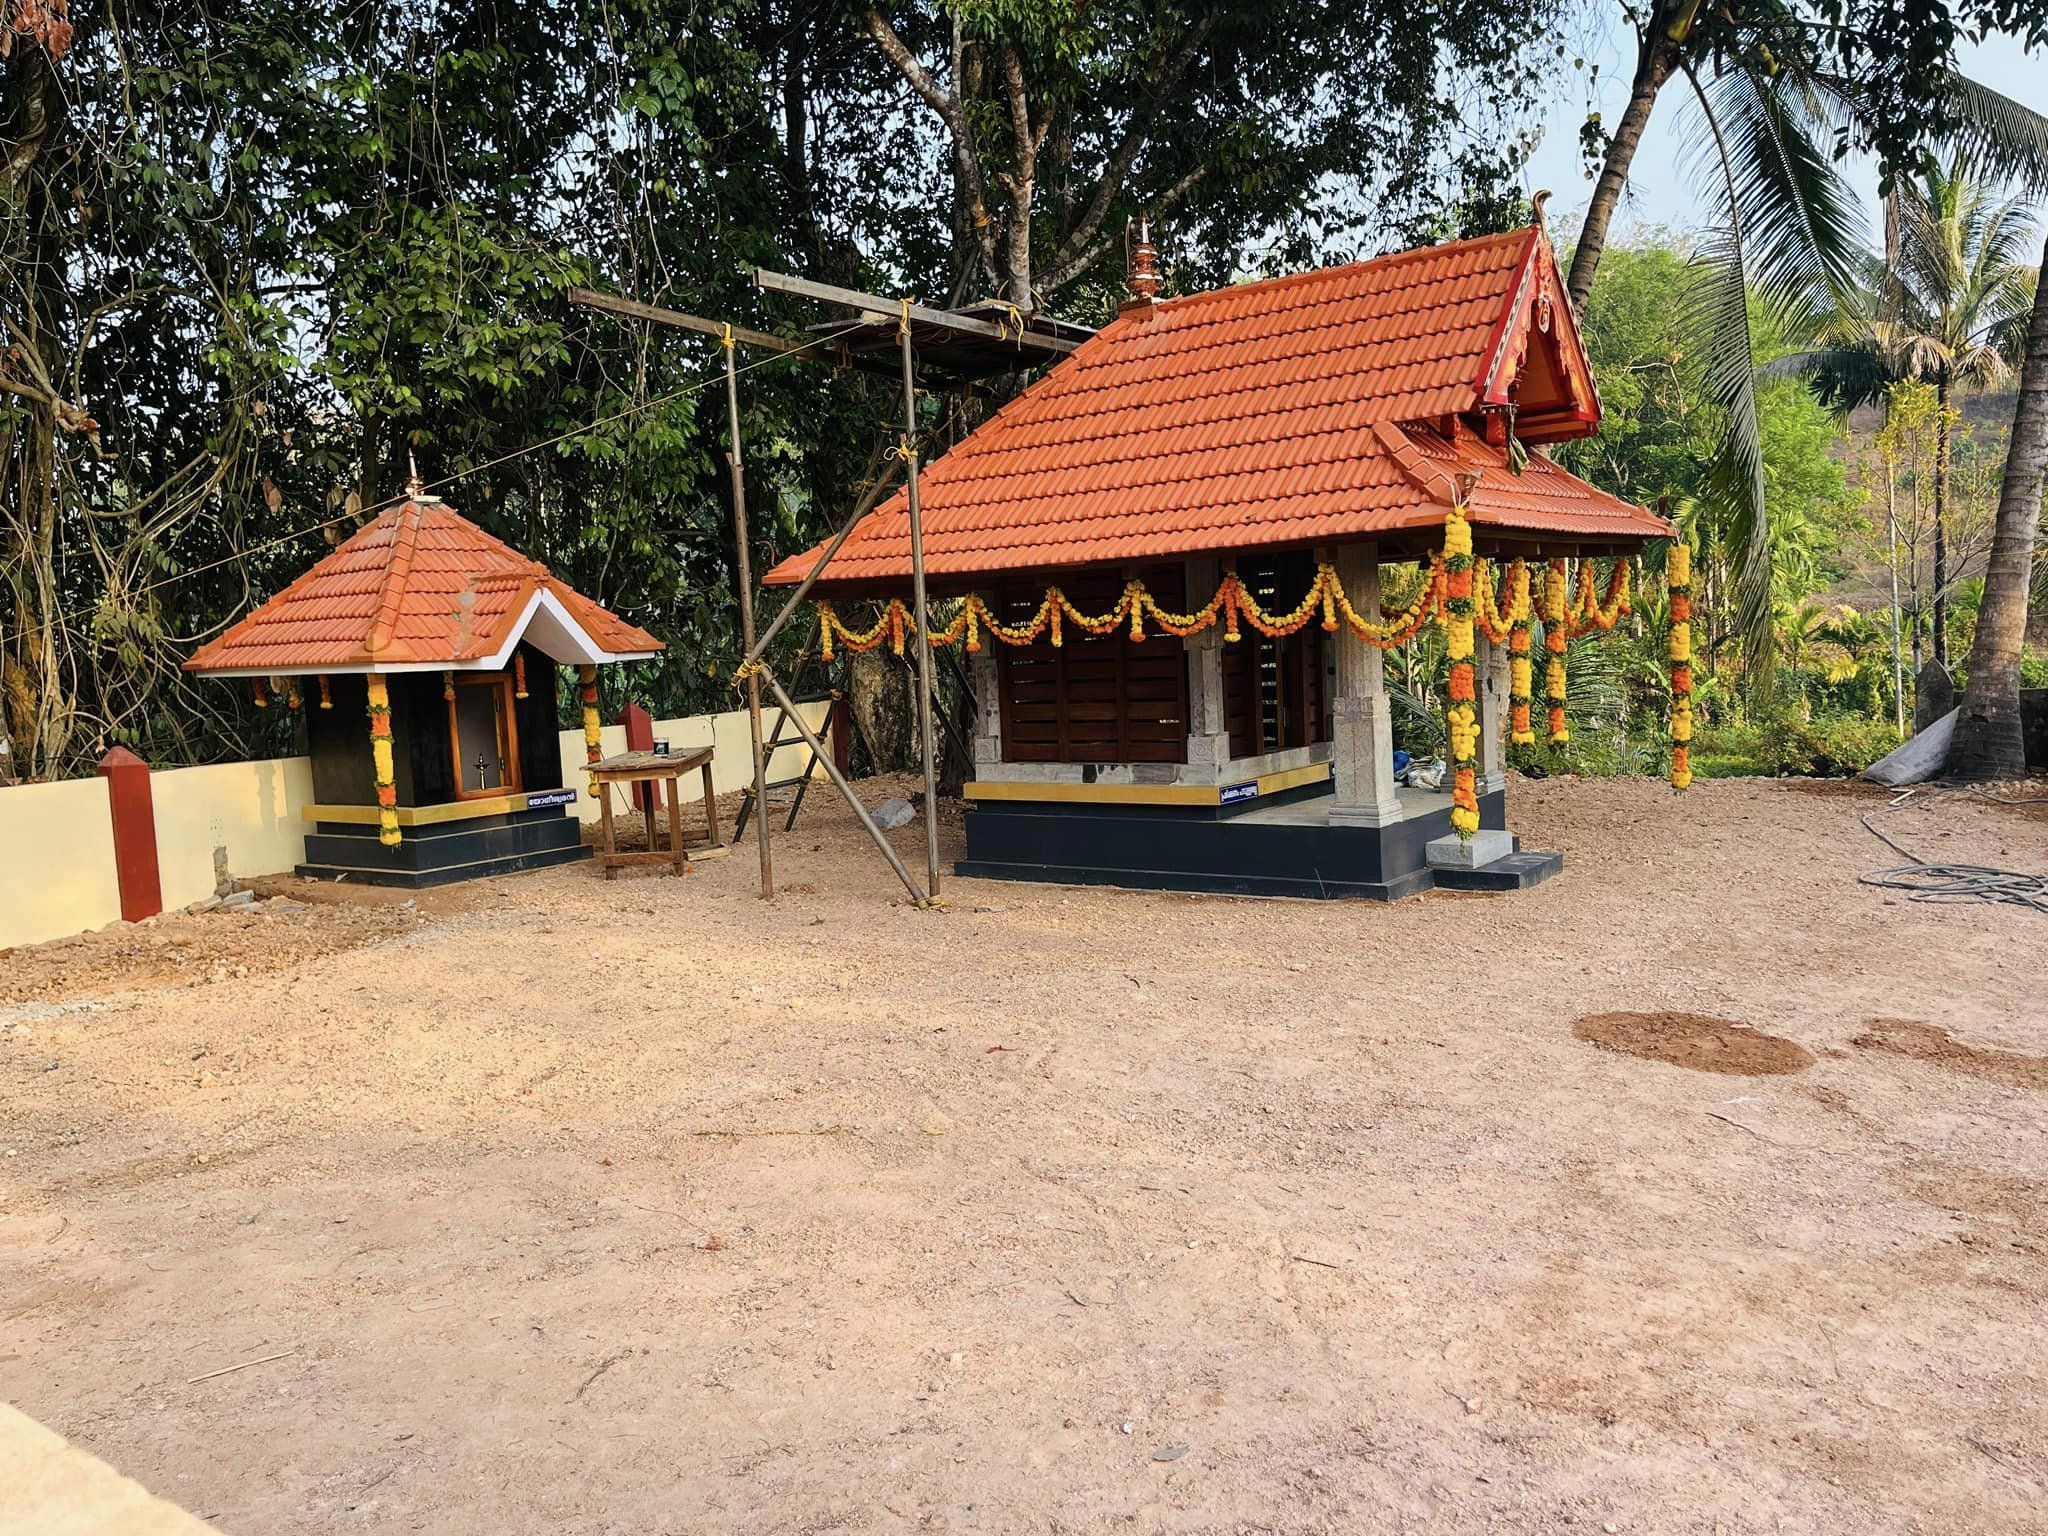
(1139, 225, 1537, 319)
(363, 501, 422, 657)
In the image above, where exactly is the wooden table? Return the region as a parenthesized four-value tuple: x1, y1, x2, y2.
(588, 748, 723, 879)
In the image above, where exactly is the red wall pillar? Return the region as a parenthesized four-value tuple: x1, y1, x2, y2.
(97, 747, 164, 923)
(617, 702, 655, 813)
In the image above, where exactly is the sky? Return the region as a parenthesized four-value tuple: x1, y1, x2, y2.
(1517, 29, 2048, 250)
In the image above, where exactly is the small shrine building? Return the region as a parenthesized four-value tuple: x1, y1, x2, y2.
(186, 479, 661, 886)
(765, 220, 1677, 899)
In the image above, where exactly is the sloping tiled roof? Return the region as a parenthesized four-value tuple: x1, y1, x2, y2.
(765, 225, 1670, 588)
(186, 495, 662, 674)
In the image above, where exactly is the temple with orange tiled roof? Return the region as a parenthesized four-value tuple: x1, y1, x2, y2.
(766, 217, 1676, 899)
(187, 475, 661, 885)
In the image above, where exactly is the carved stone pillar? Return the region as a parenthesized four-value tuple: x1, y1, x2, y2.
(1183, 557, 1232, 776)
(968, 591, 1004, 775)
(1328, 542, 1404, 825)
(1476, 631, 1511, 798)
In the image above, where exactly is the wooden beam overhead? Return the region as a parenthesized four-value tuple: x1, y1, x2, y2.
(567, 287, 898, 377)
(750, 269, 1081, 358)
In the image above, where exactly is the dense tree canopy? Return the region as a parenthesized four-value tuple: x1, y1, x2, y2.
(0, 0, 1566, 779)
(1, 0, 2038, 782)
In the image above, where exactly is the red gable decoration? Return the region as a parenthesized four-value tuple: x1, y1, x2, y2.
(186, 492, 662, 676)
(765, 225, 1669, 589)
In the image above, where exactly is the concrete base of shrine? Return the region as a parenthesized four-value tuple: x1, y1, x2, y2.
(957, 784, 1561, 901)
(298, 805, 591, 888)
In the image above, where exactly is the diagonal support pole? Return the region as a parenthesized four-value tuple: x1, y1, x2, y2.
(759, 664, 927, 905)
(735, 452, 905, 677)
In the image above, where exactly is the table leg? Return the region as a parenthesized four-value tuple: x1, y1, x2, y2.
(670, 776, 688, 875)
(701, 761, 720, 847)
(598, 782, 617, 880)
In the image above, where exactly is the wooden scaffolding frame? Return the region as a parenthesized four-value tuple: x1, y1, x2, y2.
(570, 278, 1081, 906)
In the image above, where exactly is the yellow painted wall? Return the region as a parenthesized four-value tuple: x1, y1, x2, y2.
(560, 705, 827, 823)
(0, 704, 833, 950)
(150, 757, 315, 909)
(0, 776, 122, 949)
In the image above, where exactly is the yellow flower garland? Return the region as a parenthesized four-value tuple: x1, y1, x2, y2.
(365, 674, 401, 847)
(578, 664, 603, 791)
(815, 558, 1447, 664)
(806, 526, 1670, 827)
(1441, 505, 1481, 838)
(1667, 540, 1693, 791)
(1542, 559, 1570, 744)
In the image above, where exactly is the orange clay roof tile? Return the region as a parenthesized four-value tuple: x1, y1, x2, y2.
(764, 225, 1670, 588)
(185, 495, 662, 674)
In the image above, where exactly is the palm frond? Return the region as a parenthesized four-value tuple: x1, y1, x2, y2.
(1941, 74, 2048, 198)
(1685, 223, 1776, 681)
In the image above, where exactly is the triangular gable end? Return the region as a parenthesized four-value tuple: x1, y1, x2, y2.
(1473, 236, 1600, 442)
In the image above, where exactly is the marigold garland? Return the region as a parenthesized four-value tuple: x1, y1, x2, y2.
(1504, 563, 1535, 745)
(1542, 558, 1569, 744)
(1441, 504, 1481, 838)
(578, 664, 602, 791)
(815, 558, 1445, 665)
(317, 674, 332, 710)
(365, 674, 401, 847)
(808, 520, 1681, 825)
(1565, 557, 1632, 636)
(253, 676, 270, 709)
(1667, 539, 1693, 791)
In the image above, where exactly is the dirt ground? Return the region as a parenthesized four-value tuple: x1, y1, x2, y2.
(3, 773, 2045, 1535)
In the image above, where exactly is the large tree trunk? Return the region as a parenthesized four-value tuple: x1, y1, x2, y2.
(1948, 239, 2048, 781)
(1931, 368, 1952, 668)
(845, 646, 913, 773)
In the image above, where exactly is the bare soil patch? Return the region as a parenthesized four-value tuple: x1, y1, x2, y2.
(1854, 1017, 2048, 1091)
(1572, 1010, 1816, 1075)
(3, 773, 2045, 1535)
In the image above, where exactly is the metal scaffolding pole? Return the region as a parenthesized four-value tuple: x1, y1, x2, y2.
(898, 318, 942, 898)
(722, 333, 774, 899)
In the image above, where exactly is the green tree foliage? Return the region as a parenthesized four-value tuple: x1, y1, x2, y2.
(0, 0, 1593, 781)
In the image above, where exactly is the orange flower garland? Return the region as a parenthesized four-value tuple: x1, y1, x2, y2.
(1441, 504, 1481, 839)
(815, 559, 1446, 664)
(1565, 558, 1633, 636)
(578, 664, 602, 790)
(1542, 558, 1569, 744)
(1667, 540, 1693, 790)
(1505, 563, 1535, 745)
(365, 674, 401, 847)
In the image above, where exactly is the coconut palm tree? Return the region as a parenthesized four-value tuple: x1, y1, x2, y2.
(1874, 163, 2038, 666)
(1560, 4, 2048, 681)
(1950, 233, 2048, 779)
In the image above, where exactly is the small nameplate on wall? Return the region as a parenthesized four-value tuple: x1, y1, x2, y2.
(1220, 781, 1260, 805)
(527, 788, 580, 810)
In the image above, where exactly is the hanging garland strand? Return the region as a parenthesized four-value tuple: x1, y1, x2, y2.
(1542, 558, 1570, 744)
(1498, 563, 1537, 745)
(811, 536, 1660, 820)
(1565, 557, 1633, 636)
(1441, 505, 1482, 839)
(815, 557, 1447, 664)
(1667, 539, 1694, 791)
(365, 675, 401, 848)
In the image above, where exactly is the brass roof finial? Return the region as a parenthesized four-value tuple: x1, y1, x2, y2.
(1128, 217, 1161, 302)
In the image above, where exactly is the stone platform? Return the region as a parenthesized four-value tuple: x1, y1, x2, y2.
(958, 785, 1559, 901)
